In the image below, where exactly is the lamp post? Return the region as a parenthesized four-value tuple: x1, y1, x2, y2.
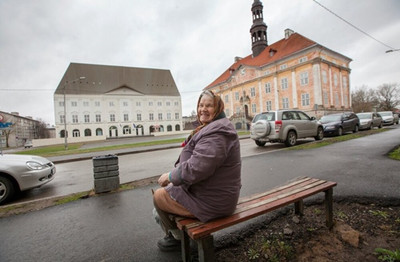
(64, 76, 86, 150)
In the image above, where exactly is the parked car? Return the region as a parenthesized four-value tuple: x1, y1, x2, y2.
(320, 112, 360, 136)
(378, 111, 399, 125)
(24, 140, 33, 148)
(356, 112, 383, 130)
(250, 110, 324, 147)
(0, 154, 56, 205)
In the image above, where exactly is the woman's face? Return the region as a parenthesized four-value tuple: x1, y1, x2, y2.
(198, 95, 215, 124)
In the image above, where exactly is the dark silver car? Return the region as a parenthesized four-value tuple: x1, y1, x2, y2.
(356, 112, 383, 130)
(250, 110, 324, 147)
(320, 112, 360, 136)
(0, 154, 56, 205)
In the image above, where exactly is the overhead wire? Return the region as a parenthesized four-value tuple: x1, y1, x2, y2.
(312, 0, 396, 50)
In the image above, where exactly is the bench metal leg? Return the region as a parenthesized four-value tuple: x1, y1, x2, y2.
(325, 188, 334, 229)
(294, 200, 304, 216)
(197, 235, 215, 262)
(180, 230, 191, 262)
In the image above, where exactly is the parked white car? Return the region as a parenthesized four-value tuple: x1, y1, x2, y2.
(378, 111, 399, 125)
(0, 154, 56, 205)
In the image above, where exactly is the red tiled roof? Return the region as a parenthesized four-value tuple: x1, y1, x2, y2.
(205, 32, 317, 89)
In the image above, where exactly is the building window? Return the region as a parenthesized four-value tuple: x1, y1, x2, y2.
(281, 78, 288, 90)
(251, 103, 257, 113)
(301, 93, 310, 106)
(335, 93, 340, 106)
(343, 76, 348, 89)
(322, 70, 328, 84)
(240, 68, 246, 75)
(95, 101, 100, 107)
(166, 101, 171, 106)
(83, 101, 89, 107)
(96, 114, 101, 122)
(71, 101, 77, 107)
(73, 129, 80, 137)
(175, 113, 179, 120)
(265, 83, 271, 93)
(59, 101, 64, 107)
(266, 101, 272, 111)
(149, 113, 154, 121)
(167, 113, 171, 120)
(109, 101, 114, 107)
(84, 115, 90, 123)
(137, 114, 142, 121)
(84, 129, 91, 136)
(157, 101, 162, 106)
(235, 92, 239, 101)
(300, 72, 309, 86)
(174, 101, 179, 106)
(282, 98, 289, 109)
(334, 74, 338, 87)
(250, 87, 256, 97)
(236, 107, 240, 114)
(323, 91, 329, 105)
(72, 115, 78, 123)
(149, 101, 153, 106)
(225, 95, 229, 103)
(280, 64, 287, 70)
(158, 113, 163, 120)
(344, 95, 348, 107)
(123, 102, 128, 107)
(299, 57, 308, 63)
(136, 101, 141, 106)
(110, 114, 115, 122)
(124, 114, 129, 121)
(60, 115, 65, 124)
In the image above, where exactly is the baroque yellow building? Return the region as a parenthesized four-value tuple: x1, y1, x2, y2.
(204, 0, 352, 129)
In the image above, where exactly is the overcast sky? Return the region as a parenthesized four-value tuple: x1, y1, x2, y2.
(1, 0, 399, 125)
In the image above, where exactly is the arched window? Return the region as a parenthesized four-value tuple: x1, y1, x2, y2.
(73, 129, 80, 137)
(109, 126, 118, 137)
(123, 125, 131, 135)
(84, 129, 92, 137)
(96, 128, 103, 136)
(167, 125, 172, 131)
(175, 124, 180, 131)
(60, 130, 67, 138)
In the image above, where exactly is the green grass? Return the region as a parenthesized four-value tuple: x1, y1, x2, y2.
(289, 128, 388, 150)
(15, 138, 186, 157)
(388, 145, 400, 161)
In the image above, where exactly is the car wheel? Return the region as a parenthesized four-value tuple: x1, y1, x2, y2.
(337, 127, 343, 136)
(255, 140, 267, 147)
(0, 176, 15, 205)
(378, 122, 383, 129)
(353, 125, 359, 133)
(369, 123, 373, 130)
(285, 130, 297, 147)
(314, 127, 324, 140)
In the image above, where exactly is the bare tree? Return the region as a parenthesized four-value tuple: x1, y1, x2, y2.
(376, 83, 400, 111)
(351, 86, 379, 113)
(35, 119, 50, 139)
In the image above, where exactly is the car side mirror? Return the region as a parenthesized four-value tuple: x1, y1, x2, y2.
(310, 116, 316, 120)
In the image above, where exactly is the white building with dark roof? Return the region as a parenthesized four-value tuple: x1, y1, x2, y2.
(53, 63, 182, 139)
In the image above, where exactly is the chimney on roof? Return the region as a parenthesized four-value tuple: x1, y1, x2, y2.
(284, 28, 294, 39)
(11, 112, 19, 116)
(234, 56, 243, 63)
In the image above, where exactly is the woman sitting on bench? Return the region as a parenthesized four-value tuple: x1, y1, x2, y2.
(153, 90, 242, 252)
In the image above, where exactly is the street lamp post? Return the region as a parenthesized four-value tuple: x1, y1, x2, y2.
(64, 76, 86, 150)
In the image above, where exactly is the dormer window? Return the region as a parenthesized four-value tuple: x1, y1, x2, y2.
(269, 48, 277, 57)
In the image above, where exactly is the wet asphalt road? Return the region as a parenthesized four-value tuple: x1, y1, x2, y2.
(0, 127, 399, 262)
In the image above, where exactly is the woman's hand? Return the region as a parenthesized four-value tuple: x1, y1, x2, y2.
(158, 172, 170, 187)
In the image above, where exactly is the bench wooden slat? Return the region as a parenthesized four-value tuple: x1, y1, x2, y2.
(179, 180, 337, 239)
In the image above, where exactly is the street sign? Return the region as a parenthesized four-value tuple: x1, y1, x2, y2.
(0, 122, 12, 128)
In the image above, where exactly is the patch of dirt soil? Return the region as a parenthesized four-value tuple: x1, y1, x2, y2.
(215, 200, 400, 262)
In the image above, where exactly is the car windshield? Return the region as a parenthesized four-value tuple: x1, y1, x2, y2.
(320, 115, 341, 123)
(379, 112, 391, 116)
(357, 113, 371, 119)
(252, 112, 275, 122)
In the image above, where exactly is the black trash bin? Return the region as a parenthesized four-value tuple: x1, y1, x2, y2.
(92, 154, 120, 193)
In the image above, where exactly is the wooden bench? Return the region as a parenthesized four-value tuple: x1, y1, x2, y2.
(175, 176, 337, 262)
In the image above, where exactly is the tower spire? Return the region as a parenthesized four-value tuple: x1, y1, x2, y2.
(250, 0, 268, 57)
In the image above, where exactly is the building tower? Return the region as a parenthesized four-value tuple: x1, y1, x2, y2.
(250, 0, 268, 57)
